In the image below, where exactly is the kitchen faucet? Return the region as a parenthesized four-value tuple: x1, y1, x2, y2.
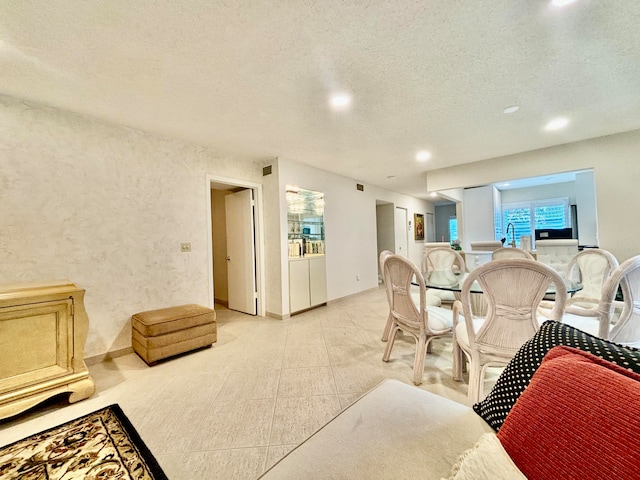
(506, 222, 516, 247)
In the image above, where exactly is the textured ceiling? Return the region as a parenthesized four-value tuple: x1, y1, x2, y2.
(1, 1, 639, 198)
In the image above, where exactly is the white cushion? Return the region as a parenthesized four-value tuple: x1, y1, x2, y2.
(427, 305, 454, 331)
(411, 290, 443, 307)
(428, 288, 457, 302)
(561, 313, 601, 337)
(454, 318, 486, 348)
(443, 433, 526, 480)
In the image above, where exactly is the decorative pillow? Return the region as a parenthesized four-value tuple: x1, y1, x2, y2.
(473, 320, 640, 431)
(497, 346, 640, 479)
(442, 433, 526, 480)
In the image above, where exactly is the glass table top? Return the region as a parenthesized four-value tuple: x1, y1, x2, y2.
(423, 270, 582, 294)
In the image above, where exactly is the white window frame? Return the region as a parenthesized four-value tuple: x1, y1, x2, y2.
(502, 197, 570, 247)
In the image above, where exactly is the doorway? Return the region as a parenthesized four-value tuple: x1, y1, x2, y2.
(375, 201, 395, 282)
(394, 207, 408, 258)
(207, 175, 266, 316)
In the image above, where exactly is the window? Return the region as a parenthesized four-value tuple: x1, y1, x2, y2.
(502, 198, 570, 247)
(449, 217, 458, 241)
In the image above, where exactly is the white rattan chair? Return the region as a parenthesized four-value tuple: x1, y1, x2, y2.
(565, 248, 619, 313)
(421, 247, 466, 307)
(382, 254, 454, 385)
(452, 258, 567, 404)
(379, 250, 394, 341)
(562, 255, 640, 347)
(492, 247, 534, 260)
(604, 255, 640, 347)
(380, 250, 441, 342)
(542, 249, 618, 337)
(470, 241, 503, 252)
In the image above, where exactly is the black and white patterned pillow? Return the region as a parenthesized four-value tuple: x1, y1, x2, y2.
(473, 320, 640, 431)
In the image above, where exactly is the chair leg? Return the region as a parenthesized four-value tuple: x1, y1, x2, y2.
(413, 335, 428, 385)
(426, 339, 433, 354)
(467, 360, 484, 405)
(382, 324, 398, 362)
(381, 311, 393, 342)
(452, 340, 463, 382)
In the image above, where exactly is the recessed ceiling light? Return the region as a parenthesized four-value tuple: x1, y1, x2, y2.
(329, 93, 352, 110)
(503, 105, 520, 114)
(416, 150, 432, 162)
(544, 117, 569, 131)
(551, 0, 577, 7)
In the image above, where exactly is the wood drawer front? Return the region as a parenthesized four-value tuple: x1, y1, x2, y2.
(0, 300, 73, 394)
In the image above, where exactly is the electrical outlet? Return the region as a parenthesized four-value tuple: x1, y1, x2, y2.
(181, 242, 192, 252)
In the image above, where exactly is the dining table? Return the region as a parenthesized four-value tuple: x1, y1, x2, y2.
(422, 269, 583, 316)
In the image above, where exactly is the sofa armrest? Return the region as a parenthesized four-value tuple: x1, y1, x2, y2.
(259, 379, 493, 480)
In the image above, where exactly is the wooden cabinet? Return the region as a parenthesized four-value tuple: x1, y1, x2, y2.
(289, 256, 327, 314)
(0, 280, 95, 419)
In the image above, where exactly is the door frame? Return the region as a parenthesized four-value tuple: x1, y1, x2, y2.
(206, 174, 266, 317)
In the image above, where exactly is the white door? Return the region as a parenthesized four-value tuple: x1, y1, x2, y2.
(225, 189, 257, 315)
(394, 207, 408, 257)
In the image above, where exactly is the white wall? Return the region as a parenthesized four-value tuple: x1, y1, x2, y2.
(268, 157, 433, 317)
(0, 95, 264, 357)
(426, 130, 640, 262)
(500, 182, 576, 205)
(575, 171, 598, 246)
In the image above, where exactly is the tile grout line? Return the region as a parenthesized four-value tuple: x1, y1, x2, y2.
(261, 321, 289, 474)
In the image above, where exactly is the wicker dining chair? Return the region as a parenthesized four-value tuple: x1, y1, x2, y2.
(563, 255, 640, 347)
(492, 247, 534, 260)
(421, 247, 466, 307)
(541, 248, 618, 337)
(452, 258, 567, 404)
(382, 254, 454, 385)
(380, 250, 441, 342)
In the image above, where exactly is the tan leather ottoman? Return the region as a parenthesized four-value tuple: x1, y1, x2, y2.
(131, 304, 216, 365)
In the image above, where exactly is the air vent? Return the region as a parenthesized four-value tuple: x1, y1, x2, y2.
(263, 165, 273, 176)
(356, 183, 364, 192)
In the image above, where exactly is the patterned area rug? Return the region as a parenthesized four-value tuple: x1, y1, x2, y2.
(0, 404, 168, 479)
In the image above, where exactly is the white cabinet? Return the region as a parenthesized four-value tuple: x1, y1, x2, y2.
(289, 256, 327, 314)
(289, 259, 311, 313)
(309, 256, 327, 306)
(0, 280, 95, 419)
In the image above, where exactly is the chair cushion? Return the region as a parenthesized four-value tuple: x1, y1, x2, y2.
(426, 305, 454, 331)
(560, 312, 601, 337)
(454, 318, 486, 349)
(428, 289, 456, 302)
(410, 290, 442, 307)
(473, 321, 640, 431)
(497, 346, 640, 479)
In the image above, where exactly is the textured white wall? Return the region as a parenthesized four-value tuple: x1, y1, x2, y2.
(0, 96, 263, 357)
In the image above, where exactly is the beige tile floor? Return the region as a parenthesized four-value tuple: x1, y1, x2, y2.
(0, 287, 496, 480)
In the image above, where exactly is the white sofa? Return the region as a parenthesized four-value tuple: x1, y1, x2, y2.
(260, 380, 492, 479)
